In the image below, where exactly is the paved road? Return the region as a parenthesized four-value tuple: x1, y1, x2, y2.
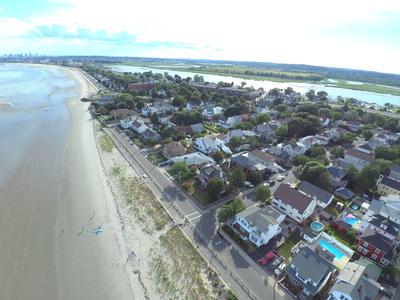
(105, 126, 293, 300)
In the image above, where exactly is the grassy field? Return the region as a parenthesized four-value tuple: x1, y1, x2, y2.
(100, 134, 114, 152)
(120, 60, 400, 95)
(327, 80, 400, 96)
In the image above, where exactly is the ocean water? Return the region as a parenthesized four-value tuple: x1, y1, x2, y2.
(0, 64, 76, 184)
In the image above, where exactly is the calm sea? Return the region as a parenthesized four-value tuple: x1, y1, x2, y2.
(0, 64, 77, 184)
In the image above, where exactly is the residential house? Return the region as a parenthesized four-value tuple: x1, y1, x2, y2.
(255, 123, 275, 142)
(131, 120, 148, 134)
(327, 166, 347, 188)
(356, 227, 398, 266)
(334, 187, 354, 200)
(285, 247, 334, 297)
(367, 195, 400, 225)
(231, 206, 285, 247)
(142, 128, 161, 142)
(193, 136, 224, 154)
(377, 176, 400, 196)
(218, 114, 248, 129)
(161, 141, 186, 159)
(120, 117, 134, 129)
(190, 123, 205, 134)
(360, 213, 400, 244)
(163, 152, 215, 167)
(328, 259, 382, 300)
(272, 184, 317, 223)
(298, 181, 334, 208)
(128, 82, 155, 92)
(231, 149, 280, 175)
(198, 165, 225, 187)
(110, 109, 137, 120)
(202, 106, 223, 120)
(389, 164, 400, 181)
(344, 148, 374, 171)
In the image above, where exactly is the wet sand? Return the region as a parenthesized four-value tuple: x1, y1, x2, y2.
(0, 65, 136, 300)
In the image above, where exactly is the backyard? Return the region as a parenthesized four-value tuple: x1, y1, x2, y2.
(276, 233, 301, 259)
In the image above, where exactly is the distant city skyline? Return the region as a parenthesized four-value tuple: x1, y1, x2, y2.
(1, 0, 400, 74)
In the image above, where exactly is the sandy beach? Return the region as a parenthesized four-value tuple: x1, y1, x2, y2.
(0, 64, 137, 300)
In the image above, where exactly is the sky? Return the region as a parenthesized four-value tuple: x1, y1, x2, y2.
(1, 0, 400, 74)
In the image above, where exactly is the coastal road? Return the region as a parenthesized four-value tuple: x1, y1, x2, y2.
(106, 126, 293, 300)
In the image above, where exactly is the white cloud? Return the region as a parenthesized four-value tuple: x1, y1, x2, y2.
(1, 0, 400, 73)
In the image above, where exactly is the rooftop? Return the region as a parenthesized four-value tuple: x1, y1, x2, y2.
(273, 183, 314, 214)
(236, 205, 282, 233)
(345, 148, 374, 163)
(380, 176, 400, 191)
(298, 181, 333, 204)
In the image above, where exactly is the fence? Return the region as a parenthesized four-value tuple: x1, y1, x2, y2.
(105, 128, 259, 300)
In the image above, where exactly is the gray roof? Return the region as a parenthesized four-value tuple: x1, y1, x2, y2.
(390, 164, 400, 174)
(327, 166, 346, 179)
(335, 187, 354, 199)
(236, 206, 281, 233)
(330, 259, 381, 300)
(286, 247, 334, 296)
(369, 214, 400, 237)
(380, 176, 400, 191)
(190, 123, 204, 133)
(298, 181, 333, 204)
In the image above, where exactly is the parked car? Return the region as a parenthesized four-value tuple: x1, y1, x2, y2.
(267, 256, 283, 271)
(274, 262, 287, 277)
(276, 175, 285, 181)
(257, 251, 277, 266)
(244, 181, 254, 188)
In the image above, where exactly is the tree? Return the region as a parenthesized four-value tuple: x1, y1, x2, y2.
(255, 113, 270, 124)
(172, 95, 187, 108)
(331, 146, 344, 158)
(171, 161, 190, 182)
(317, 91, 328, 101)
(149, 112, 160, 125)
(305, 90, 315, 101)
(287, 117, 306, 138)
(374, 146, 400, 161)
(217, 197, 245, 223)
(297, 103, 319, 116)
(212, 151, 224, 164)
(230, 167, 246, 188)
(293, 155, 311, 166)
(255, 186, 271, 203)
(309, 144, 326, 159)
(362, 129, 373, 140)
(230, 136, 241, 148)
(284, 87, 294, 95)
(276, 124, 288, 141)
(299, 161, 331, 190)
(207, 178, 225, 202)
(248, 171, 262, 185)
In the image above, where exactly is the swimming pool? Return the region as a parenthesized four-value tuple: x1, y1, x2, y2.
(343, 212, 360, 227)
(319, 239, 345, 260)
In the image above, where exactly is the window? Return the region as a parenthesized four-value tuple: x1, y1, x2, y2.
(375, 248, 381, 254)
(363, 241, 368, 248)
(363, 249, 368, 255)
(371, 254, 377, 260)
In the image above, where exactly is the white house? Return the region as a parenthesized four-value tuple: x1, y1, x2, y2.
(231, 206, 285, 247)
(120, 117, 133, 129)
(218, 115, 244, 129)
(202, 106, 223, 119)
(272, 183, 317, 223)
(193, 136, 224, 154)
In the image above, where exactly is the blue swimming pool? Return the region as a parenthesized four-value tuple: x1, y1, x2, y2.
(343, 212, 360, 227)
(319, 239, 345, 259)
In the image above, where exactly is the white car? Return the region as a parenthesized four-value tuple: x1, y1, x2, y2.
(274, 262, 287, 276)
(276, 175, 285, 182)
(244, 181, 254, 188)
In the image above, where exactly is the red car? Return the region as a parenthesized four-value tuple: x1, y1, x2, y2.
(258, 251, 277, 265)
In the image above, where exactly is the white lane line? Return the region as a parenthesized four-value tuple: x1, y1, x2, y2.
(188, 214, 202, 221)
(185, 211, 200, 218)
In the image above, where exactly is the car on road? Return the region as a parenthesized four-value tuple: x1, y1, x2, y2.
(244, 181, 254, 188)
(276, 175, 285, 182)
(274, 262, 287, 277)
(142, 174, 148, 179)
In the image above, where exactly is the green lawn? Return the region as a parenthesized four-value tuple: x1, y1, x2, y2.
(148, 153, 167, 165)
(192, 188, 210, 206)
(277, 233, 301, 259)
(324, 228, 355, 248)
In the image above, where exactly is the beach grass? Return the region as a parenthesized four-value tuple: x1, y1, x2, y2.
(158, 227, 225, 300)
(100, 134, 114, 152)
(110, 167, 170, 232)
